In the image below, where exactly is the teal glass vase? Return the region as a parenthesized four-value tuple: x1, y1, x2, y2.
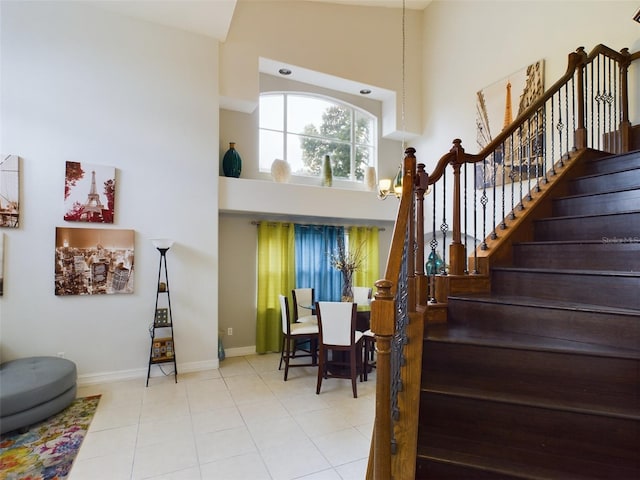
(222, 142, 242, 178)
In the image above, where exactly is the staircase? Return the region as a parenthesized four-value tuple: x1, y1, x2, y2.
(416, 150, 640, 478)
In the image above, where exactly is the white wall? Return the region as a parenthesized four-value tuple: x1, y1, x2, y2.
(219, 0, 424, 138)
(417, 0, 640, 167)
(0, 2, 220, 381)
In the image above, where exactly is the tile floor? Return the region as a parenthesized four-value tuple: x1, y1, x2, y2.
(70, 353, 375, 480)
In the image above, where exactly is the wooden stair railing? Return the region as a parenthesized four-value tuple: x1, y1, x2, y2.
(366, 44, 639, 480)
(367, 148, 428, 480)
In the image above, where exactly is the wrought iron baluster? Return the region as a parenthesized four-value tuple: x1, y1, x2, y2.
(542, 103, 549, 184)
(518, 126, 524, 210)
(526, 118, 532, 200)
(429, 185, 437, 303)
(509, 133, 516, 219)
(534, 111, 542, 193)
(571, 75, 576, 151)
(491, 152, 498, 239)
(557, 87, 565, 167)
(472, 163, 479, 274)
(500, 146, 506, 230)
(463, 162, 469, 273)
(481, 163, 488, 250)
(613, 58, 622, 153)
(390, 234, 409, 454)
(590, 60, 595, 148)
(440, 171, 448, 274)
(550, 95, 557, 176)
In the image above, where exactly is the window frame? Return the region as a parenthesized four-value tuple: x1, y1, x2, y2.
(259, 91, 378, 183)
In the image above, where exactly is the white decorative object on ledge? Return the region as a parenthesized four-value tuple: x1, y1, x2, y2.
(365, 166, 377, 191)
(271, 159, 291, 183)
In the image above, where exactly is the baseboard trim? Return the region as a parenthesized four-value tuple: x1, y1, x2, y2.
(223, 345, 257, 358)
(77, 358, 220, 386)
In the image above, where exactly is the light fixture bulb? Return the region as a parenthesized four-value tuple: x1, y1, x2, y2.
(377, 178, 392, 199)
(393, 165, 403, 198)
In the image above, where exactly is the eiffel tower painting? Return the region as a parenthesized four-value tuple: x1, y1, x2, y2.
(64, 161, 115, 223)
(475, 60, 544, 189)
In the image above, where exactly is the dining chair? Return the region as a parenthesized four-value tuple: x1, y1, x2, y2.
(315, 301, 364, 398)
(278, 294, 319, 381)
(352, 286, 372, 306)
(352, 286, 375, 378)
(291, 288, 317, 324)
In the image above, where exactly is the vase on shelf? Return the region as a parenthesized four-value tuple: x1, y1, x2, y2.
(365, 166, 377, 191)
(222, 142, 242, 178)
(270, 158, 291, 183)
(341, 269, 353, 302)
(322, 155, 333, 187)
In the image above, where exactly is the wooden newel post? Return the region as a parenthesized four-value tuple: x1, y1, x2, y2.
(574, 47, 588, 149)
(371, 279, 394, 480)
(618, 47, 631, 153)
(449, 139, 466, 275)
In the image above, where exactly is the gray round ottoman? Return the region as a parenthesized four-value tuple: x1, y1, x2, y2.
(0, 356, 77, 435)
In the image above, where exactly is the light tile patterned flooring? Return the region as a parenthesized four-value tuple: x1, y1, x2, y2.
(70, 353, 375, 480)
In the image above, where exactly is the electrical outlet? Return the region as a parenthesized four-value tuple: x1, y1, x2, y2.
(57, 352, 65, 358)
(227, 328, 233, 336)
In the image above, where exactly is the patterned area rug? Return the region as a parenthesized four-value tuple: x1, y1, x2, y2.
(0, 395, 101, 480)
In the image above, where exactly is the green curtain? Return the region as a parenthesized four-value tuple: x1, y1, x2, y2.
(256, 222, 295, 353)
(349, 226, 380, 291)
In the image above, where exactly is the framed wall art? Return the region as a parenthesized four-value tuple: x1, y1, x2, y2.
(64, 161, 116, 223)
(475, 60, 545, 189)
(54, 227, 134, 295)
(0, 234, 4, 295)
(0, 154, 20, 228)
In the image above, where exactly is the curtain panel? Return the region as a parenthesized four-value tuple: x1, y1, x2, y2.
(256, 222, 295, 353)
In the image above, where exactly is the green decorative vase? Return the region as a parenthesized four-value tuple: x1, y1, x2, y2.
(322, 154, 333, 187)
(223, 142, 242, 178)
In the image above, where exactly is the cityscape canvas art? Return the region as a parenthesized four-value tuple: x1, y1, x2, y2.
(55, 227, 134, 296)
(475, 60, 545, 188)
(64, 161, 116, 223)
(0, 154, 20, 228)
(0, 234, 4, 296)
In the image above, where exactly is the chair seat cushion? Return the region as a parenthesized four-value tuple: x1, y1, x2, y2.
(296, 314, 317, 325)
(290, 322, 319, 335)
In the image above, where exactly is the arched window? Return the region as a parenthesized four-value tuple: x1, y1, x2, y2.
(259, 93, 377, 182)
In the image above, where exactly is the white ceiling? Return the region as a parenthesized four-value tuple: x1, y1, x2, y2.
(90, 0, 432, 41)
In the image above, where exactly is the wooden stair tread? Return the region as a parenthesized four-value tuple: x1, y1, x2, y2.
(537, 209, 640, 220)
(448, 293, 640, 317)
(417, 440, 640, 480)
(560, 185, 640, 200)
(425, 323, 640, 359)
(514, 239, 640, 246)
(422, 384, 640, 420)
(490, 266, 640, 277)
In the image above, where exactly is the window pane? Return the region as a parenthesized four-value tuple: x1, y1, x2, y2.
(355, 110, 374, 146)
(355, 145, 374, 180)
(259, 129, 284, 171)
(287, 95, 332, 135)
(259, 95, 283, 131)
(323, 141, 351, 179)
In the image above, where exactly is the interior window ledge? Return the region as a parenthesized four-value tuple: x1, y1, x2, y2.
(218, 176, 397, 222)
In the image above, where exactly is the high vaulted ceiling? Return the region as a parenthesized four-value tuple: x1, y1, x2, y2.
(90, 0, 432, 41)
